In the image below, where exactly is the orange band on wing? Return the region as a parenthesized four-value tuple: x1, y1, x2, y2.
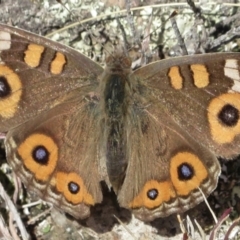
(168, 66, 183, 90)
(50, 52, 66, 75)
(190, 64, 209, 88)
(24, 44, 45, 68)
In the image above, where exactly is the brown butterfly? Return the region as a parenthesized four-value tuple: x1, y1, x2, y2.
(0, 23, 239, 221)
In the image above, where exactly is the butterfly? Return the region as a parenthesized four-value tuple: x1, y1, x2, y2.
(0, 23, 239, 222)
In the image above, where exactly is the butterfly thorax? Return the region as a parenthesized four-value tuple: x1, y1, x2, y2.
(100, 53, 133, 192)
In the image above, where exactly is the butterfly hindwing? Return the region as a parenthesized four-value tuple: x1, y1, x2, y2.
(116, 74, 221, 220)
(5, 93, 103, 219)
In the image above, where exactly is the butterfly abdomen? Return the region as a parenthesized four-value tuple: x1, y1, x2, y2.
(102, 72, 129, 191)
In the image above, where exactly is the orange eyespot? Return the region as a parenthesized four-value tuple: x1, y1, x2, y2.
(170, 152, 208, 196)
(55, 172, 94, 205)
(0, 65, 22, 118)
(208, 93, 240, 144)
(129, 180, 176, 209)
(17, 133, 58, 181)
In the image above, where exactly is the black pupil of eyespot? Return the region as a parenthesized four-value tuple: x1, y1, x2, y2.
(218, 104, 239, 127)
(0, 76, 11, 98)
(147, 188, 158, 200)
(178, 163, 194, 180)
(68, 181, 80, 194)
(32, 145, 49, 165)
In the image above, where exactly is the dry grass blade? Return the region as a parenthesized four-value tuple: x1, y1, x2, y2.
(209, 208, 232, 240)
(198, 187, 218, 224)
(194, 219, 206, 240)
(170, 11, 188, 55)
(186, 215, 195, 238)
(224, 217, 240, 240)
(0, 182, 29, 240)
(114, 215, 137, 240)
(0, 214, 13, 240)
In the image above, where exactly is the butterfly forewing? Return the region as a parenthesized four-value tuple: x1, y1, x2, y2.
(133, 53, 240, 158)
(0, 24, 103, 131)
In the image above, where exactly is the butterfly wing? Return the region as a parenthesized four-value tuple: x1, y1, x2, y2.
(0, 23, 103, 130)
(118, 53, 240, 221)
(0, 24, 104, 218)
(5, 91, 103, 218)
(133, 53, 240, 158)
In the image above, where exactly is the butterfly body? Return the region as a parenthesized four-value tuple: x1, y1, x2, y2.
(0, 24, 240, 221)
